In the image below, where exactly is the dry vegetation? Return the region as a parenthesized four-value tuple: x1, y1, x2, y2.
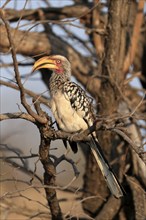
(0, 0, 146, 219)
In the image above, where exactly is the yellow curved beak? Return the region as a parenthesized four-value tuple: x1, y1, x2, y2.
(32, 56, 59, 72)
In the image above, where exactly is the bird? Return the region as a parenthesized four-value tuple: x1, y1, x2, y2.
(32, 54, 124, 198)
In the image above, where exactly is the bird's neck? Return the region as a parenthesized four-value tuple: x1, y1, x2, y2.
(49, 71, 70, 95)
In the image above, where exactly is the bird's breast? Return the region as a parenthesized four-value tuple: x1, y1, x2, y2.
(50, 92, 88, 133)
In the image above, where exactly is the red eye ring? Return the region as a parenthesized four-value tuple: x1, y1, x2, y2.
(56, 60, 61, 64)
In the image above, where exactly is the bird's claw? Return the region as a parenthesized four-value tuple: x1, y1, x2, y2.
(68, 133, 76, 142)
(68, 129, 82, 142)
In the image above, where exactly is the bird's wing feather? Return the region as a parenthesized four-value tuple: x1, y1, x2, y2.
(63, 81, 94, 124)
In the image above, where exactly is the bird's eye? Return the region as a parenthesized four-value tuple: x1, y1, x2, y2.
(56, 60, 61, 64)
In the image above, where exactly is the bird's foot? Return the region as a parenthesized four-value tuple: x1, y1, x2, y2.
(67, 129, 82, 142)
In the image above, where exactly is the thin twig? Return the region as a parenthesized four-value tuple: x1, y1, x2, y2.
(0, 154, 38, 160)
(130, 92, 146, 117)
(1, 0, 11, 9)
(0, 80, 50, 107)
(2, 158, 42, 183)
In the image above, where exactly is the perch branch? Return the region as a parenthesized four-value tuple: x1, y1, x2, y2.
(52, 119, 144, 163)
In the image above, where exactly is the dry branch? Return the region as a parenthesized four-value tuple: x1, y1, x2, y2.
(92, 0, 104, 58)
(0, 8, 63, 219)
(126, 175, 146, 220)
(1, 156, 42, 183)
(0, 9, 47, 124)
(0, 24, 51, 55)
(95, 196, 121, 220)
(0, 24, 101, 97)
(0, 112, 36, 123)
(0, 110, 143, 163)
(4, 4, 92, 22)
(51, 154, 80, 178)
(0, 79, 50, 107)
(1, 1, 146, 219)
(123, 0, 145, 74)
(38, 129, 63, 219)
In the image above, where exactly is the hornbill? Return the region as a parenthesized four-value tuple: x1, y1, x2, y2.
(33, 55, 124, 198)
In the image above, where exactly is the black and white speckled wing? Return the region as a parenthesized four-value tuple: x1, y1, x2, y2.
(63, 81, 95, 126)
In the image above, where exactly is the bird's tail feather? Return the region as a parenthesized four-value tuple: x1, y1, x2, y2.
(89, 137, 124, 198)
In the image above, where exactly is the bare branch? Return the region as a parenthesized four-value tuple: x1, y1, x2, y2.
(0, 79, 50, 107)
(0, 24, 51, 55)
(1, 0, 11, 9)
(0, 112, 36, 123)
(0, 153, 38, 160)
(3, 3, 101, 23)
(1, 158, 42, 183)
(1, 1, 145, 219)
(112, 128, 142, 158)
(92, 0, 104, 58)
(0, 9, 47, 124)
(123, 0, 145, 74)
(51, 154, 80, 178)
(51, 118, 145, 163)
(95, 196, 121, 220)
(0, 24, 100, 97)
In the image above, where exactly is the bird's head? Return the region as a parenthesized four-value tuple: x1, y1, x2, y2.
(32, 55, 71, 79)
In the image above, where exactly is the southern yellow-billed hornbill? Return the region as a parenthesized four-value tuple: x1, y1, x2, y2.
(33, 55, 124, 198)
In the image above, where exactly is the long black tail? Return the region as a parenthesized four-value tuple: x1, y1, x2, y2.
(89, 137, 124, 198)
